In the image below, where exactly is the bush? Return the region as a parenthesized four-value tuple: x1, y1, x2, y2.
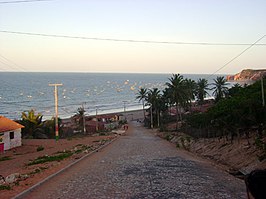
(164, 134, 172, 141)
(28, 151, 73, 166)
(255, 136, 266, 161)
(37, 145, 44, 152)
(0, 185, 11, 190)
(119, 119, 127, 125)
(0, 156, 12, 162)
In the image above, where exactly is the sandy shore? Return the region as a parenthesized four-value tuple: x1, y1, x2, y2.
(112, 109, 145, 121)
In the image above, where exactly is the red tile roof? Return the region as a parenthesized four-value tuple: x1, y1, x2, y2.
(0, 116, 24, 133)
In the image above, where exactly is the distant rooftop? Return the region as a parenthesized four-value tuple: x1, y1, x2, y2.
(0, 116, 24, 133)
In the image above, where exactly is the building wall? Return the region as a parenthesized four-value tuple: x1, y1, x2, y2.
(3, 129, 22, 151)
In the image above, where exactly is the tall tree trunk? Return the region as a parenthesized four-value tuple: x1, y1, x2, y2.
(157, 110, 160, 128)
(142, 100, 145, 121)
(150, 106, 153, 128)
(176, 104, 179, 130)
(179, 106, 182, 122)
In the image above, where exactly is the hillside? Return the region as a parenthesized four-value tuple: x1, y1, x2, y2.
(227, 69, 266, 81)
(156, 129, 266, 178)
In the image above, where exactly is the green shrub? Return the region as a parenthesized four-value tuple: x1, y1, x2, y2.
(258, 153, 266, 162)
(37, 145, 44, 152)
(28, 152, 73, 166)
(164, 134, 172, 141)
(0, 185, 11, 190)
(255, 136, 266, 161)
(180, 137, 185, 147)
(74, 149, 83, 154)
(186, 136, 191, 143)
(0, 156, 12, 162)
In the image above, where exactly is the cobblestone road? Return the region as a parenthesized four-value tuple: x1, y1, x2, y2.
(19, 122, 246, 199)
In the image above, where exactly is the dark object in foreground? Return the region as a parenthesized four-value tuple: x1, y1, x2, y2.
(245, 169, 266, 199)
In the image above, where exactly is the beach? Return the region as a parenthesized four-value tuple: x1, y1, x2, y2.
(110, 109, 145, 121)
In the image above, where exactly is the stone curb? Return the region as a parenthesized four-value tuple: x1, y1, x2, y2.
(12, 136, 119, 199)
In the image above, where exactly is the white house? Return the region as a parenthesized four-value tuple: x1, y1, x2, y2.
(0, 116, 24, 152)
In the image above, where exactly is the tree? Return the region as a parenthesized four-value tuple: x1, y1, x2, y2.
(196, 78, 209, 105)
(187, 78, 266, 139)
(42, 117, 62, 138)
(146, 88, 161, 128)
(21, 109, 43, 138)
(76, 106, 86, 133)
(183, 78, 196, 109)
(136, 87, 147, 121)
(212, 76, 229, 102)
(165, 74, 187, 128)
(228, 83, 243, 97)
(161, 87, 173, 115)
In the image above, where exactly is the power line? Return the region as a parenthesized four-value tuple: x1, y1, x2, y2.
(0, 54, 27, 72)
(207, 34, 266, 79)
(0, 60, 10, 71)
(0, 0, 54, 4)
(1, 30, 266, 46)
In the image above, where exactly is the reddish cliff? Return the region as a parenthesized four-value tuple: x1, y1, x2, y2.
(227, 69, 266, 81)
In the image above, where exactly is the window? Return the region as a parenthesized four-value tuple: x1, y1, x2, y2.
(10, 132, 14, 139)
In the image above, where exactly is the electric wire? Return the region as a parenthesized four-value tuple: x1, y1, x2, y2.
(206, 34, 266, 79)
(0, 54, 27, 72)
(0, 60, 11, 71)
(0, 0, 55, 4)
(0, 58, 18, 71)
(1, 30, 266, 46)
(0, 29, 265, 117)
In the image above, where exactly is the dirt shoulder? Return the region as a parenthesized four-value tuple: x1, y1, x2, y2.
(0, 133, 118, 199)
(155, 130, 266, 177)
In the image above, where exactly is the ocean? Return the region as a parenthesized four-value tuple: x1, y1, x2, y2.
(0, 72, 225, 120)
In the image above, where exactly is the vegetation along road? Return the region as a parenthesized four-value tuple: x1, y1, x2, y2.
(16, 122, 246, 199)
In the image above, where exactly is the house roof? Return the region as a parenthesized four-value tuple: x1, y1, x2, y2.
(0, 116, 24, 133)
(97, 114, 119, 119)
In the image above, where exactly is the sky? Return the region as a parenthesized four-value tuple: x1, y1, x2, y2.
(0, 0, 265, 74)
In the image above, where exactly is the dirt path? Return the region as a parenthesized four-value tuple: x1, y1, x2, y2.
(15, 122, 246, 199)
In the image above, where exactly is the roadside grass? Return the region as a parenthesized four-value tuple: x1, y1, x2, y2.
(27, 151, 73, 166)
(0, 184, 11, 190)
(36, 145, 44, 152)
(28, 166, 48, 175)
(0, 156, 12, 162)
(27, 139, 110, 166)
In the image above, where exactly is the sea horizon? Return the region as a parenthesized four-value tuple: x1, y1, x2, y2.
(0, 72, 227, 120)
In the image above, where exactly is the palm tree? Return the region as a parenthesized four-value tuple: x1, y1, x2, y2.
(165, 74, 186, 126)
(136, 87, 147, 121)
(76, 106, 86, 133)
(146, 88, 161, 128)
(183, 78, 196, 109)
(228, 83, 243, 97)
(162, 87, 172, 116)
(212, 76, 229, 102)
(21, 109, 43, 137)
(196, 78, 209, 105)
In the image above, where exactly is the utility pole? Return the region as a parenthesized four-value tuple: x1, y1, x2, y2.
(49, 83, 63, 141)
(261, 77, 265, 107)
(123, 101, 127, 120)
(150, 104, 153, 129)
(96, 106, 98, 132)
(123, 101, 127, 112)
(82, 102, 86, 134)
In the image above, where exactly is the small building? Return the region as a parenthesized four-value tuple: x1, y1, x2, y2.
(86, 120, 105, 133)
(0, 116, 24, 152)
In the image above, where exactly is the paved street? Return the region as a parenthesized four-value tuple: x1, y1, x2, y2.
(18, 122, 246, 199)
